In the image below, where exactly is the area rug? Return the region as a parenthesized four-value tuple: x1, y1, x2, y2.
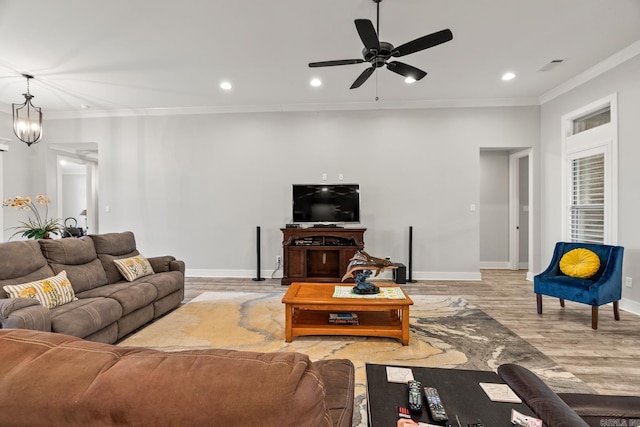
(120, 292, 593, 427)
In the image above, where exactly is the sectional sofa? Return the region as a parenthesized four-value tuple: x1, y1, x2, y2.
(0, 329, 355, 427)
(0, 231, 185, 343)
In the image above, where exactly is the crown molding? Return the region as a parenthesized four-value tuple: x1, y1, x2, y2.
(41, 97, 539, 120)
(539, 40, 640, 105)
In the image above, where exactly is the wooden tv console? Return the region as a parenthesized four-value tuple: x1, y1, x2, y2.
(280, 227, 366, 286)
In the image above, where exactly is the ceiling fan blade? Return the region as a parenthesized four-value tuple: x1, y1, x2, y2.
(355, 19, 380, 52)
(392, 29, 453, 57)
(350, 67, 375, 89)
(309, 59, 365, 67)
(386, 61, 427, 80)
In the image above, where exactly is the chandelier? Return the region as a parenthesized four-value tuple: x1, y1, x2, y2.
(12, 74, 43, 147)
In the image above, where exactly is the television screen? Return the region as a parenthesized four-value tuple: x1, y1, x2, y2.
(292, 184, 360, 223)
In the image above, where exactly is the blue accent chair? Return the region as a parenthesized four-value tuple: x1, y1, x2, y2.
(534, 242, 624, 329)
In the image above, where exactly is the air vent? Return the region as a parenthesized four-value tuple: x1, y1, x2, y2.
(539, 59, 564, 72)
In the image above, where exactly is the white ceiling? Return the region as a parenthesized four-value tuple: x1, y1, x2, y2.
(1, 0, 639, 117)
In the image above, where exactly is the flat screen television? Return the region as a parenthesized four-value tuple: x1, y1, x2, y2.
(292, 184, 360, 224)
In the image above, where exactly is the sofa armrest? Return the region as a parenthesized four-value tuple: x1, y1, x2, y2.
(0, 297, 40, 318)
(559, 393, 640, 420)
(497, 363, 589, 427)
(147, 256, 185, 275)
(313, 359, 355, 427)
(0, 298, 51, 331)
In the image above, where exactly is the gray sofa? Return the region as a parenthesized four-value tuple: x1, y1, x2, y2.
(0, 232, 185, 343)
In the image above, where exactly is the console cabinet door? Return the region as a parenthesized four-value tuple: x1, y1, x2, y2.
(287, 248, 306, 278)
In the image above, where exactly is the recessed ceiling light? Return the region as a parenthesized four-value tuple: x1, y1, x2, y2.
(310, 78, 322, 87)
(501, 72, 516, 81)
(80, 104, 91, 109)
(404, 77, 416, 84)
(220, 81, 232, 90)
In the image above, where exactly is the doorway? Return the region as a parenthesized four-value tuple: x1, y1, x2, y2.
(479, 148, 532, 277)
(50, 143, 99, 235)
(509, 149, 531, 274)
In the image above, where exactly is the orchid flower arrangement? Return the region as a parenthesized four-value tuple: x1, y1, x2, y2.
(2, 195, 63, 239)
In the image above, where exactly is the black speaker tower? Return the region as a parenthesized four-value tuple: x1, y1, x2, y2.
(252, 226, 265, 281)
(407, 226, 417, 282)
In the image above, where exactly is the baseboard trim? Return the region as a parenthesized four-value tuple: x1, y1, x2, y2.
(620, 298, 640, 316)
(186, 269, 481, 281)
(479, 262, 510, 269)
(186, 269, 281, 279)
(479, 262, 529, 270)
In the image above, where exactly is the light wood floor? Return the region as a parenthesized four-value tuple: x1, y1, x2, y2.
(185, 270, 640, 396)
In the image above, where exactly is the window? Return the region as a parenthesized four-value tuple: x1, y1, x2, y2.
(561, 94, 617, 244)
(572, 107, 610, 135)
(568, 152, 605, 243)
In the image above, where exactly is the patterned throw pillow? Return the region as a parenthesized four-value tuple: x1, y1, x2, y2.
(113, 255, 155, 282)
(559, 248, 601, 279)
(3, 271, 77, 309)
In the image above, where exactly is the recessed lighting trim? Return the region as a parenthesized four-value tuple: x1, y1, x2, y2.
(310, 78, 322, 87)
(220, 81, 232, 90)
(502, 72, 516, 81)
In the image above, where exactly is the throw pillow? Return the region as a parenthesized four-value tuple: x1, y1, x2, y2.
(113, 255, 154, 282)
(3, 271, 77, 309)
(559, 248, 601, 279)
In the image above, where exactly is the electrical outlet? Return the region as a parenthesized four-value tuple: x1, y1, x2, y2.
(625, 277, 633, 288)
(277, 255, 282, 264)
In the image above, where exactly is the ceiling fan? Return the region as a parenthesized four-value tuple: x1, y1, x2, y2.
(308, 0, 453, 89)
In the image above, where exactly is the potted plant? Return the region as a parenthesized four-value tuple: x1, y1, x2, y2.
(2, 195, 63, 239)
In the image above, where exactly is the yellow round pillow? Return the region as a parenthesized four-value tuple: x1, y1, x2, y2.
(559, 248, 601, 279)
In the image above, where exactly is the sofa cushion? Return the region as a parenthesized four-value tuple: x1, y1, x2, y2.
(76, 282, 158, 316)
(90, 232, 141, 283)
(113, 254, 154, 281)
(559, 248, 601, 279)
(38, 237, 108, 292)
(91, 231, 137, 255)
(0, 240, 54, 297)
(3, 271, 77, 309)
(39, 237, 98, 264)
(50, 297, 123, 338)
(138, 271, 185, 300)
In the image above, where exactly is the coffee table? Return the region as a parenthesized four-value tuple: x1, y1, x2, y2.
(281, 282, 413, 345)
(366, 363, 536, 426)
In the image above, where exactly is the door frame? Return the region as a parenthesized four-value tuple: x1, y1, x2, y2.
(509, 149, 532, 272)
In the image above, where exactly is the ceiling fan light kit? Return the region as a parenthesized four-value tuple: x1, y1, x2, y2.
(309, 0, 453, 89)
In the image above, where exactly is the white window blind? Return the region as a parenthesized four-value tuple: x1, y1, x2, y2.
(569, 153, 605, 243)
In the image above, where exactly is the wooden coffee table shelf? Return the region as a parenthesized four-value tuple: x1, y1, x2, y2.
(282, 282, 413, 345)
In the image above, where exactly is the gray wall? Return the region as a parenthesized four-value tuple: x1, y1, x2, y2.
(540, 54, 640, 311)
(4, 106, 540, 280)
(0, 111, 34, 242)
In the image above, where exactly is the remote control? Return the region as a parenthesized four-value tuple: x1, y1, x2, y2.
(424, 386, 448, 422)
(408, 380, 423, 413)
(397, 406, 412, 420)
